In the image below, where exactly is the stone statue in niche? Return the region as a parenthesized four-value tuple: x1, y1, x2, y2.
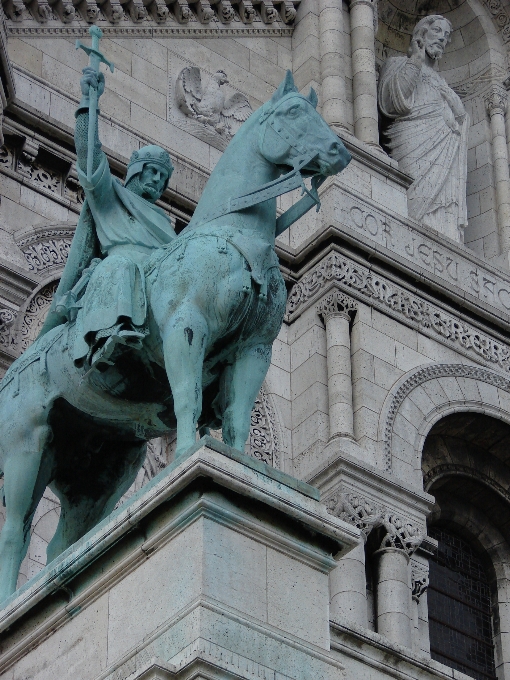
(0, 26, 350, 603)
(378, 15, 468, 243)
(176, 67, 252, 139)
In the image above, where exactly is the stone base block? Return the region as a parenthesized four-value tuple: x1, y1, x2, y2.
(0, 437, 359, 680)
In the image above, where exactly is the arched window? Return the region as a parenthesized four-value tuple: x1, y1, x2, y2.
(428, 527, 496, 680)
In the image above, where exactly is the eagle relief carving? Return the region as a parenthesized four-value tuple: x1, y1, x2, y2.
(176, 67, 252, 140)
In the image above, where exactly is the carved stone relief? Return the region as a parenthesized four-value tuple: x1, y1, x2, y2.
(382, 363, 510, 472)
(287, 252, 510, 377)
(14, 223, 76, 276)
(411, 561, 429, 602)
(0, 141, 84, 206)
(324, 490, 424, 555)
(169, 57, 253, 151)
(18, 281, 59, 353)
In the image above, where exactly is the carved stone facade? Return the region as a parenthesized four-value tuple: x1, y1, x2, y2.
(4, 2, 510, 679)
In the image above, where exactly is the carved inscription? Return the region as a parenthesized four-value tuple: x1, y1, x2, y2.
(327, 188, 510, 318)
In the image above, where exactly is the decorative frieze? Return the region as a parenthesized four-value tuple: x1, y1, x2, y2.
(2, 0, 299, 28)
(287, 252, 510, 376)
(0, 309, 17, 349)
(0, 141, 84, 207)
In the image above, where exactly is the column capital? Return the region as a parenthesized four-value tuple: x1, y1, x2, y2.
(316, 289, 358, 324)
(484, 84, 508, 118)
(325, 491, 382, 540)
(378, 513, 423, 557)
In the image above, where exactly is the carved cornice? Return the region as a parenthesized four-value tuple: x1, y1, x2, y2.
(286, 252, 510, 377)
(383, 364, 510, 471)
(316, 289, 357, 324)
(6, 23, 293, 35)
(484, 84, 508, 117)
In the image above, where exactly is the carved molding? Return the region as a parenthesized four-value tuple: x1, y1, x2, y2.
(484, 84, 508, 117)
(0, 308, 17, 349)
(424, 463, 510, 505)
(316, 289, 357, 324)
(0, 142, 84, 207)
(480, 0, 510, 43)
(286, 252, 510, 377)
(411, 562, 429, 602)
(382, 363, 510, 471)
(3, 0, 298, 28)
(18, 280, 58, 352)
(15, 224, 76, 275)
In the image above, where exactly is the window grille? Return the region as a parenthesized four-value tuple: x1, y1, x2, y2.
(428, 527, 496, 680)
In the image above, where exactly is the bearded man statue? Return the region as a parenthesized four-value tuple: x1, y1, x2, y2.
(378, 15, 468, 242)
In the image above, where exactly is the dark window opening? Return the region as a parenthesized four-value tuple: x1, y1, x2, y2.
(428, 527, 496, 680)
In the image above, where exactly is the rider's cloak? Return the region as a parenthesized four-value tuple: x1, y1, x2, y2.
(39, 154, 175, 348)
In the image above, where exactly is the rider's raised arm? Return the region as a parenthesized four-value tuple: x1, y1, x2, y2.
(75, 67, 106, 178)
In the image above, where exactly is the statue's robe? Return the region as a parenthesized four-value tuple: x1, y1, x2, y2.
(40, 154, 175, 362)
(378, 57, 468, 242)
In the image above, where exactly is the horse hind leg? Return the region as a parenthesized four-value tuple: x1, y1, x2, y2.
(0, 399, 53, 602)
(162, 306, 209, 459)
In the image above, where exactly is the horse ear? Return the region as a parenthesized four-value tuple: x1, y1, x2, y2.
(308, 87, 318, 108)
(270, 70, 298, 104)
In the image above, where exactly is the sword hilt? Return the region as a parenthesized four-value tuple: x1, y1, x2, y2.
(76, 26, 114, 74)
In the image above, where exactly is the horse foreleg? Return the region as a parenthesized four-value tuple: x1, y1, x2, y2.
(163, 308, 208, 459)
(222, 343, 272, 452)
(0, 416, 53, 602)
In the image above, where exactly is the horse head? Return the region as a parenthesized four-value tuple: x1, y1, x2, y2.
(258, 71, 351, 178)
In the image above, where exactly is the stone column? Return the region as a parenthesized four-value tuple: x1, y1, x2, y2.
(374, 515, 423, 648)
(485, 86, 510, 255)
(319, 0, 348, 130)
(349, 0, 379, 147)
(326, 493, 381, 627)
(317, 291, 357, 440)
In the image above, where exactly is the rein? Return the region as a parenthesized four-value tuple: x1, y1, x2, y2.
(191, 152, 326, 234)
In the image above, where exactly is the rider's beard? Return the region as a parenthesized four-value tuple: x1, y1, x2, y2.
(125, 175, 160, 203)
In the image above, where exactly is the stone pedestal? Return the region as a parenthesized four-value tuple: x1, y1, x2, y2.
(0, 438, 359, 680)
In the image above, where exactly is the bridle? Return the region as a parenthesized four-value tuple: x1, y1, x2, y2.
(191, 95, 328, 234)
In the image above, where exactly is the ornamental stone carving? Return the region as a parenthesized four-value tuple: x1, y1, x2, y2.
(19, 281, 59, 352)
(378, 15, 468, 243)
(316, 290, 357, 323)
(411, 562, 429, 602)
(176, 67, 252, 141)
(325, 492, 382, 539)
(484, 85, 508, 118)
(379, 513, 423, 556)
(15, 224, 76, 275)
(286, 252, 510, 377)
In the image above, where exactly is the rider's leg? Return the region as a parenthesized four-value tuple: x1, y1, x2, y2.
(0, 400, 53, 602)
(47, 440, 146, 561)
(162, 306, 209, 459)
(222, 342, 272, 452)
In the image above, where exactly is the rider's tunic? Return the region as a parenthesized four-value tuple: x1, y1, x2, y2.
(72, 154, 175, 363)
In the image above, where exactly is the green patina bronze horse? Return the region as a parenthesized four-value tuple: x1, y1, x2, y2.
(0, 71, 350, 602)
